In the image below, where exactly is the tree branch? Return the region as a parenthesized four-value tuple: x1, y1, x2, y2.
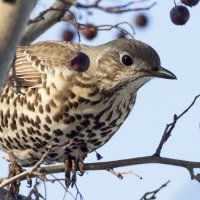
(75, 0, 156, 13)
(1, 155, 200, 186)
(140, 180, 170, 200)
(155, 94, 200, 156)
(20, 0, 76, 45)
(0, 0, 36, 92)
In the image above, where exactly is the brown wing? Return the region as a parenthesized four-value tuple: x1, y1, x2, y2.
(13, 41, 82, 88)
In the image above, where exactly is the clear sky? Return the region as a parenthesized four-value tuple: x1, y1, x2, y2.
(1, 0, 200, 199)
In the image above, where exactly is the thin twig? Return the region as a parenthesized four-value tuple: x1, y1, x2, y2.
(155, 94, 200, 156)
(75, 1, 156, 13)
(140, 180, 170, 200)
(107, 168, 142, 180)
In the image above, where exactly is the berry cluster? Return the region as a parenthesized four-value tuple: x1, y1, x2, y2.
(170, 0, 199, 25)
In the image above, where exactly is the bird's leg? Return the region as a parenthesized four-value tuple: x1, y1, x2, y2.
(64, 158, 77, 188)
(7, 151, 23, 198)
(64, 159, 72, 188)
(78, 154, 85, 176)
(64, 157, 85, 187)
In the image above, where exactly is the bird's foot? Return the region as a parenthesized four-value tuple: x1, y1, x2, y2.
(7, 152, 23, 198)
(64, 158, 85, 188)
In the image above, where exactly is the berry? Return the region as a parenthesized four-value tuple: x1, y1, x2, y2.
(135, 14, 148, 27)
(181, 0, 199, 7)
(70, 52, 90, 72)
(170, 6, 190, 25)
(62, 30, 74, 42)
(82, 24, 97, 40)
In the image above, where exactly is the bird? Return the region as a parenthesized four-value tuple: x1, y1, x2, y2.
(0, 38, 176, 168)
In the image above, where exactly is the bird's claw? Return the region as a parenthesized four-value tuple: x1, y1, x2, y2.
(64, 158, 85, 188)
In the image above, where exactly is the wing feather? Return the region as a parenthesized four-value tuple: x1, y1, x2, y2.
(12, 41, 83, 88)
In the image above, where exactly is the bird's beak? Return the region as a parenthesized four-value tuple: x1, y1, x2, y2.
(149, 66, 177, 80)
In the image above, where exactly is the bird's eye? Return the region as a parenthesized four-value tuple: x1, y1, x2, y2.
(121, 55, 133, 66)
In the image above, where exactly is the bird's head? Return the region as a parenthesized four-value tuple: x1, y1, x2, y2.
(84, 39, 176, 94)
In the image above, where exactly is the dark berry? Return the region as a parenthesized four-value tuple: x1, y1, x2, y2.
(62, 30, 74, 42)
(181, 0, 199, 7)
(135, 14, 148, 27)
(82, 24, 97, 40)
(170, 6, 190, 25)
(70, 52, 90, 72)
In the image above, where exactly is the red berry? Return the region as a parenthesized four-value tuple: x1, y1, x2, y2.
(135, 14, 148, 27)
(170, 6, 190, 25)
(181, 0, 199, 7)
(62, 30, 74, 42)
(70, 52, 90, 72)
(82, 24, 97, 40)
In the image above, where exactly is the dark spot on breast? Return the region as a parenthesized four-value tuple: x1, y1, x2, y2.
(36, 130, 42, 136)
(10, 121, 17, 131)
(101, 130, 113, 138)
(53, 138, 60, 143)
(86, 129, 92, 133)
(29, 136, 36, 142)
(43, 133, 51, 140)
(49, 99, 56, 107)
(45, 116, 52, 124)
(36, 115, 41, 124)
(68, 90, 76, 99)
(21, 129, 27, 137)
(22, 136, 28, 143)
(45, 104, 51, 113)
(90, 139, 98, 144)
(38, 105, 44, 114)
(76, 126, 83, 132)
(43, 124, 50, 132)
(49, 152, 58, 158)
(92, 122, 105, 130)
(75, 114, 82, 120)
(16, 132, 20, 139)
(78, 97, 90, 104)
(94, 141, 102, 146)
(64, 116, 75, 124)
(87, 133, 96, 138)
(18, 117, 24, 127)
(80, 146, 88, 152)
(73, 102, 78, 108)
(46, 87, 50, 95)
(7, 136, 13, 143)
(53, 129, 63, 136)
(80, 120, 90, 127)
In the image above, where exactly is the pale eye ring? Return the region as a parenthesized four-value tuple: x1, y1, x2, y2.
(120, 52, 134, 66)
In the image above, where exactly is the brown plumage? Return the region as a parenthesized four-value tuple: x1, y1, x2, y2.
(0, 39, 176, 166)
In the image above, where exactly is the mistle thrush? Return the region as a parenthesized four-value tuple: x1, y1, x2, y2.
(0, 39, 176, 166)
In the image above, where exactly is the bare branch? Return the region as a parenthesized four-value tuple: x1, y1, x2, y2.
(20, 0, 76, 45)
(75, 0, 156, 14)
(140, 180, 170, 200)
(1, 155, 200, 186)
(155, 94, 200, 156)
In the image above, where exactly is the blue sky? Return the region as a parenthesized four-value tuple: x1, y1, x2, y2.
(1, 0, 200, 199)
